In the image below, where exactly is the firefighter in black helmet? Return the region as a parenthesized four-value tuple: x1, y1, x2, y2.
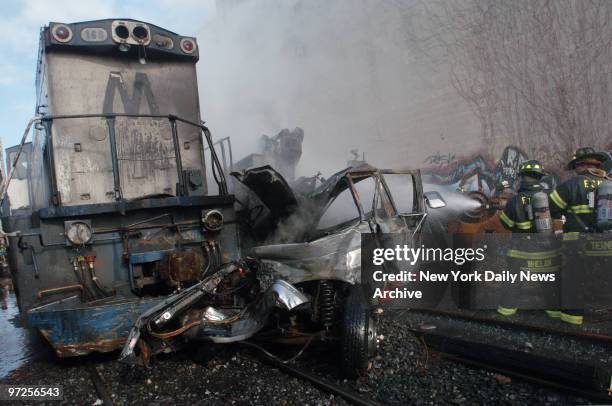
(498, 160, 561, 317)
(550, 147, 610, 233)
(500, 160, 547, 234)
(549, 147, 611, 325)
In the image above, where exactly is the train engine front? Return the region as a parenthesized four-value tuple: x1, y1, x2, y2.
(1, 19, 238, 356)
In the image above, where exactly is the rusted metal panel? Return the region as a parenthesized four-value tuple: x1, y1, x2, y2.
(159, 249, 205, 288)
(29, 297, 164, 357)
(52, 337, 127, 357)
(45, 53, 204, 204)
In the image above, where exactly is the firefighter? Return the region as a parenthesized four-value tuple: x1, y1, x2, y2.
(499, 160, 547, 234)
(549, 147, 611, 325)
(498, 160, 561, 317)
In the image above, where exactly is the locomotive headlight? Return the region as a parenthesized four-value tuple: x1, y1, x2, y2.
(201, 209, 223, 232)
(65, 221, 93, 245)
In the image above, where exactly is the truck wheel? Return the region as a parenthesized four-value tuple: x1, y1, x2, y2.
(341, 285, 376, 378)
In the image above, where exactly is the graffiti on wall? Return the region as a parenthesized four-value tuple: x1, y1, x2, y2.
(494, 146, 529, 187)
(423, 146, 531, 196)
(424, 152, 456, 167)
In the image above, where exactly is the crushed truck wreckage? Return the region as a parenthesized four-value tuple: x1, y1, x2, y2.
(120, 164, 446, 377)
(119, 259, 309, 363)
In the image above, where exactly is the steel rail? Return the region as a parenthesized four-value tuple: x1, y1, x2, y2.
(87, 364, 114, 406)
(256, 353, 381, 406)
(440, 351, 611, 403)
(405, 318, 612, 402)
(413, 309, 612, 344)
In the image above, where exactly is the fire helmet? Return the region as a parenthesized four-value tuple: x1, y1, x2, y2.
(566, 147, 609, 170)
(518, 160, 545, 177)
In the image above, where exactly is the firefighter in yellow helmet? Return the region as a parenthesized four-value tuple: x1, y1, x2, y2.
(498, 160, 561, 317)
(549, 147, 611, 325)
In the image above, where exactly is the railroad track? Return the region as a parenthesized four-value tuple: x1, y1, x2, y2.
(256, 337, 611, 405)
(413, 308, 612, 344)
(87, 364, 114, 406)
(84, 311, 612, 406)
(249, 318, 612, 406)
(85, 346, 381, 406)
(87, 345, 610, 406)
(439, 352, 612, 403)
(257, 354, 381, 406)
(406, 309, 612, 403)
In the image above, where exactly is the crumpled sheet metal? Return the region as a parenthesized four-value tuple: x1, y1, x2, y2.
(202, 306, 230, 321)
(271, 279, 309, 310)
(231, 165, 298, 215)
(185, 279, 310, 343)
(252, 226, 362, 285)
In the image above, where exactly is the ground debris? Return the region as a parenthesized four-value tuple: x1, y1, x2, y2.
(494, 373, 512, 384)
(0, 311, 592, 405)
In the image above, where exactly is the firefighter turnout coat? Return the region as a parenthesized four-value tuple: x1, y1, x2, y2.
(499, 181, 561, 309)
(549, 168, 609, 233)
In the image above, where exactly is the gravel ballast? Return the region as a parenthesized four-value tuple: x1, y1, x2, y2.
(0, 309, 593, 405)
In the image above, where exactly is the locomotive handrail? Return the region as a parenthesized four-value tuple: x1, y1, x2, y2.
(0, 116, 43, 235)
(40, 113, 228, 200)
(203, 136, 233, 175)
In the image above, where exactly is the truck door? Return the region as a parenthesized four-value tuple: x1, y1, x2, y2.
(379, 169, 450, 308)
(376, 170, 426, 245)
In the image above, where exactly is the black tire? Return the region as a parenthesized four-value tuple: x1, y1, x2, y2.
(341, 285, 375, 378)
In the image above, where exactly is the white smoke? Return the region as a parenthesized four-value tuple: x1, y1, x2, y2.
(196, 0, 481, 178)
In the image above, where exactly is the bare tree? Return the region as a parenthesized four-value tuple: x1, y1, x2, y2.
(407, 0, 611, 170)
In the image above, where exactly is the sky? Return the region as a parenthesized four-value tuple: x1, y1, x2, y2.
(0, 0, 215, 152)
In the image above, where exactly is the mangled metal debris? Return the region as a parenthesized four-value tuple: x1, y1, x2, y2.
(118, 163, 444, 377)
(120, 260, 311, 366)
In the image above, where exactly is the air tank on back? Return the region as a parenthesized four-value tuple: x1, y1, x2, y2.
(597, 180, 612, 232)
